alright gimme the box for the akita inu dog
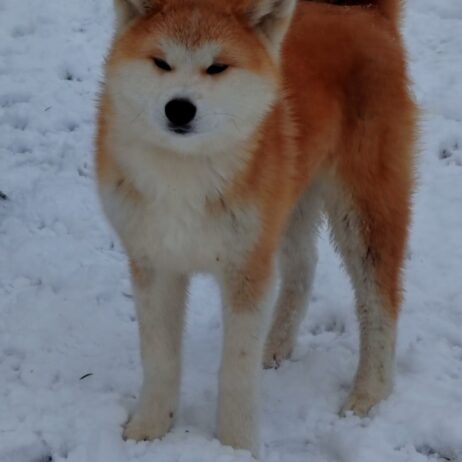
[96,0,416,456]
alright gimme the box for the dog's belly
[103,190,259,273]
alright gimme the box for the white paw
[263,336,294,369]
[341,385,391,417]
[123,411,173,442]
[218,427,260,459]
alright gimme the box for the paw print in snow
[439,137,462,166]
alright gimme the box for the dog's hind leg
[324,169,411,416]
[263,184,323,368]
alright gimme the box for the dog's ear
[244,0,296,56]
[113,0,158,31]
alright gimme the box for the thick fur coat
[96,0,416,457]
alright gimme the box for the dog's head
[105,0,296,155]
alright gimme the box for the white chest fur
[100,143,260,273]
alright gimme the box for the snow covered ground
[1,0,461,461]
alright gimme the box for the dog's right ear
[113,0,158,31]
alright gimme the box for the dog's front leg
[123,260,188,442]
[217,264,277,458]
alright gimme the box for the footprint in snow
[438,137,462,166]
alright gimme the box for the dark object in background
[0,191,8,200]
[308,0,378,5]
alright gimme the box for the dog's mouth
[168,124,194,135]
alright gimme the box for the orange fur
[191,1,414,317]
[96,0,416,452]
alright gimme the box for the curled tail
[310,0,402,24]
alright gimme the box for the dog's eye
[153,58,172,72]
[206,63,229,75]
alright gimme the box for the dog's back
[280,0,415,193]
[307,0,401,24]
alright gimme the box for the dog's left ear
[245,0,297,56]
[114,0,159,32]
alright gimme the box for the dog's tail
[311,0,402,24]
[368,0,401,23]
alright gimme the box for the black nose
[165,98,197,127]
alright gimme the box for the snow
[0,0,461,461]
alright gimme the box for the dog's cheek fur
[104,27,280,155]
[108,58,278,150]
